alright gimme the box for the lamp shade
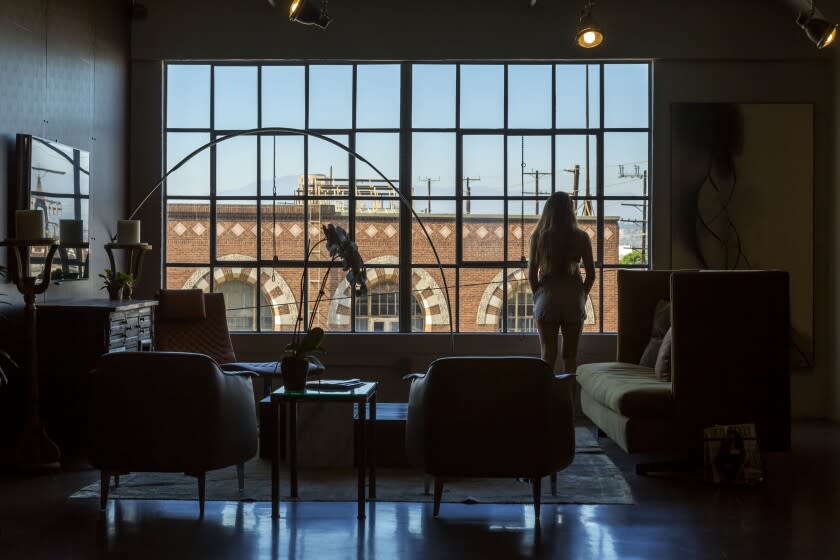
[575,5,604,48]
[289,0,331,28]
[797,11,838,49]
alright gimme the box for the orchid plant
[284,224,367,365]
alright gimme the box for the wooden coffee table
[270,382,378,519]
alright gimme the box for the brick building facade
[166,183,620,333]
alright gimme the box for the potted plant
[282,224,367,391]
[99,269,134,301]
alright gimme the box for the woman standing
[528,191,595,372]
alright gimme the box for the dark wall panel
[0,0,129,310]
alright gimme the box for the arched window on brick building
[355,280,424,332]
[504,282,536,333]
[219,280,273,332]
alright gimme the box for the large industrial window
[164,62,650,333]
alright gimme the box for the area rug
[71,427,633,505]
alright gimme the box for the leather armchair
[89,352,258,516]
[405,356,575,519]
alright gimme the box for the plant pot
[281,356,309,392]
[106,284,124,301]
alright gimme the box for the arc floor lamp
[132,128,455,353]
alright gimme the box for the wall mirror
[13,134,91,281]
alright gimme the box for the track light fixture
[288,0,331,29]
[797,1,837,49]
[575,1,604,48]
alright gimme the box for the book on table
[305,378,365,391]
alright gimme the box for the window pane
[462,199,504,262]
[412,133,455,196]
[507,136,551,198]
[308,266,352,332]
[357,64,400,128]
[167,65,210,129]
[308,200,349,255]
[504,268,535,333]
[604,132,648,196]
[459,268,503,332]
[308,134,349,193]
[604,64,648,128]
[309,65,352,129]
[460,65,503,128]
[412,65,455,128]
[411,266,454,333]
[261,267,302,332]
[262,66,305,129]
[216,277,258,332]
[355,269,400,333]
[555,135,598,197]
[555,64,600,129]
[605,200,648,266]
[355,200,399,265]
[579,208,602,266]
[216,201,256,261]
[601,268,618,332]
[508,65,552,128]
[214,66,258,130]
[260,135,304,197]
[260,201,305,261]
[216,135,257,196]
[583,271,601,333]
[413,199,456,265]
[463,135,504,196]
[166,200,210,263]
[166,133,210,196]
[166,266,210,290]
[507,198,545,264]
[355,133,399,196]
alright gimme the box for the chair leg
[197,472,206,517]
[550,472,557,496]
[531,477,542,520]
[100,472,110,511]
[433,478,443,517]
[237,462,245,496]
[423,474,431,495]
[114,475,120,488]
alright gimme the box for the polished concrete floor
[1,421,838,559]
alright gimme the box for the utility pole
[620,169,648,262]
[463,176,481,214]
[418,176,439,213]
[563,164,581,214]
[524,169,552,214]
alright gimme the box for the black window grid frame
[163,60,651,334]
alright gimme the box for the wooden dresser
[37,299,158,457]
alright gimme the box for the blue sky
[165,63,648,221]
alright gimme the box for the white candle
[15,209,44,240]
[117,220,141,244]
[60,219,84,244]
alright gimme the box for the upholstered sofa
[577,270,790,471]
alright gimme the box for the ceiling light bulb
[821,24,838,47]
[575,1,604,48]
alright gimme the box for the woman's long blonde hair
[529,191,580,274]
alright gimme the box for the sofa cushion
[639,299,671,367]
[655,328,673,381]
[577,362,674,418]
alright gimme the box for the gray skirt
[532,275,586,324]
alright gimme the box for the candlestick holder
[0,238,60,471]
[103,243,152,299]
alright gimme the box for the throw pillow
[655,327,673,381]
[639,299,671,368]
